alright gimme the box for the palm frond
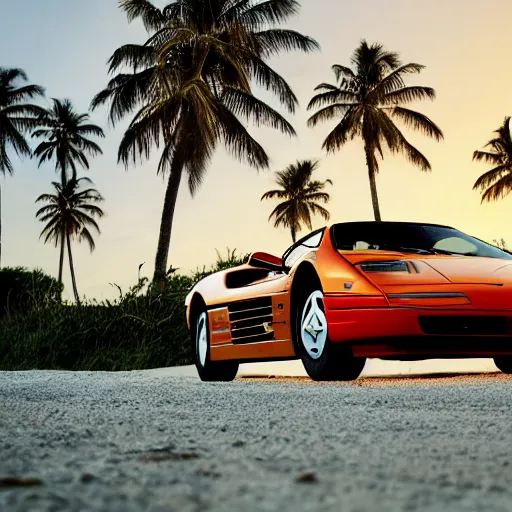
[3,121,31,157]
[254,29,319,57]
[76,124,105,138]
[387,106,443,141]
[90,69,155,123]
[237,0,300,29]
[394,129,431,171]
[322,106,363,152]
[307,89,357,110]
[108,44,157,73]
[247,55,298,113]
[222,86,295,136]
[479,170,512,202]
[383,86,436,105]
[0,67,28,84]
[472,150,504,164]
[216,102,269,170]
[332,64,356,82]
[372,63,425,96]
[306,103,354,127]
[8,84,45,103]
[473,165,507,191]
[308,202,330,221]
[305,191,330,203]
[119,0,166,32]
[261,189,287,200]
[118,95,182,166]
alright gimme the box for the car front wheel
[493,356,512,374]
[294,286,366,381]
[194,310,239,382]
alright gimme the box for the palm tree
[35,177,105,304]
[32,99,105,185]
[473,117,512,202]
[261,159,332,242]
[91,0,318,287]
[0,67,46,266]
[307,40,443,221]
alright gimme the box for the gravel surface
[1,366,512,512]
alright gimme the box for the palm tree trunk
[364,144,381,221]
[66,233,80,305]
[58,228,65,299]
[153,163,184,290]
[0,181,2,269]
[291,226,296,243]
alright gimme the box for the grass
[0,249,249,371]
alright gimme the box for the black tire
[193,308,239,382]
[294,283,366,381]
[494,356,512,374]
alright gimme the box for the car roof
[328,220,455,229]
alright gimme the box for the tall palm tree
[35,177,104,304]
[91,0,318,287]
[261,159,332,242]
[307,40,443,221]
[32,99,105,185]
[0,67,46,266]
[473,117,512,202]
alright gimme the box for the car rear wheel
[493,356,512,374]
[194,310,239,382]
[294,286,366,381]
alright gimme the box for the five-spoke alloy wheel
[295,285,366,381]
[300,291,329,360]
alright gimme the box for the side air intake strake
[228,297,275,344]
[385,291,471,306]
[387,292,468,299]
[360,261,411,273]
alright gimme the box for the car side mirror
[247,252,284,272]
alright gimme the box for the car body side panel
[311,228,386,298]
[188,265,290,307]
[209,292,296,361]
[210,340,296,361]
[185,264,290,330]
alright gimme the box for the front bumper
[324,295,512,358]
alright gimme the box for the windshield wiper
[372,245,478,257]
[370,245,435,255]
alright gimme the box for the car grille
[418,315,509,335]
[228,297,275,344]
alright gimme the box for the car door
[208,231,325,353]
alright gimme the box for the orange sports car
[185,221,512,382]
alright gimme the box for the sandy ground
[1,359,511,512]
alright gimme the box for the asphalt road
[1,366,512,512]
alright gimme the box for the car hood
[421,257,512,285]
[340,251,512,285]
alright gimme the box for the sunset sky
[1,0,512,301]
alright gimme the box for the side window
[283,231,324,268]
[433,237,477,255]
[302,231,323,248]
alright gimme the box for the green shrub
[0,248,250,371]
[0,267,63,318]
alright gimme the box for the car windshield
[331,222,512,260]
